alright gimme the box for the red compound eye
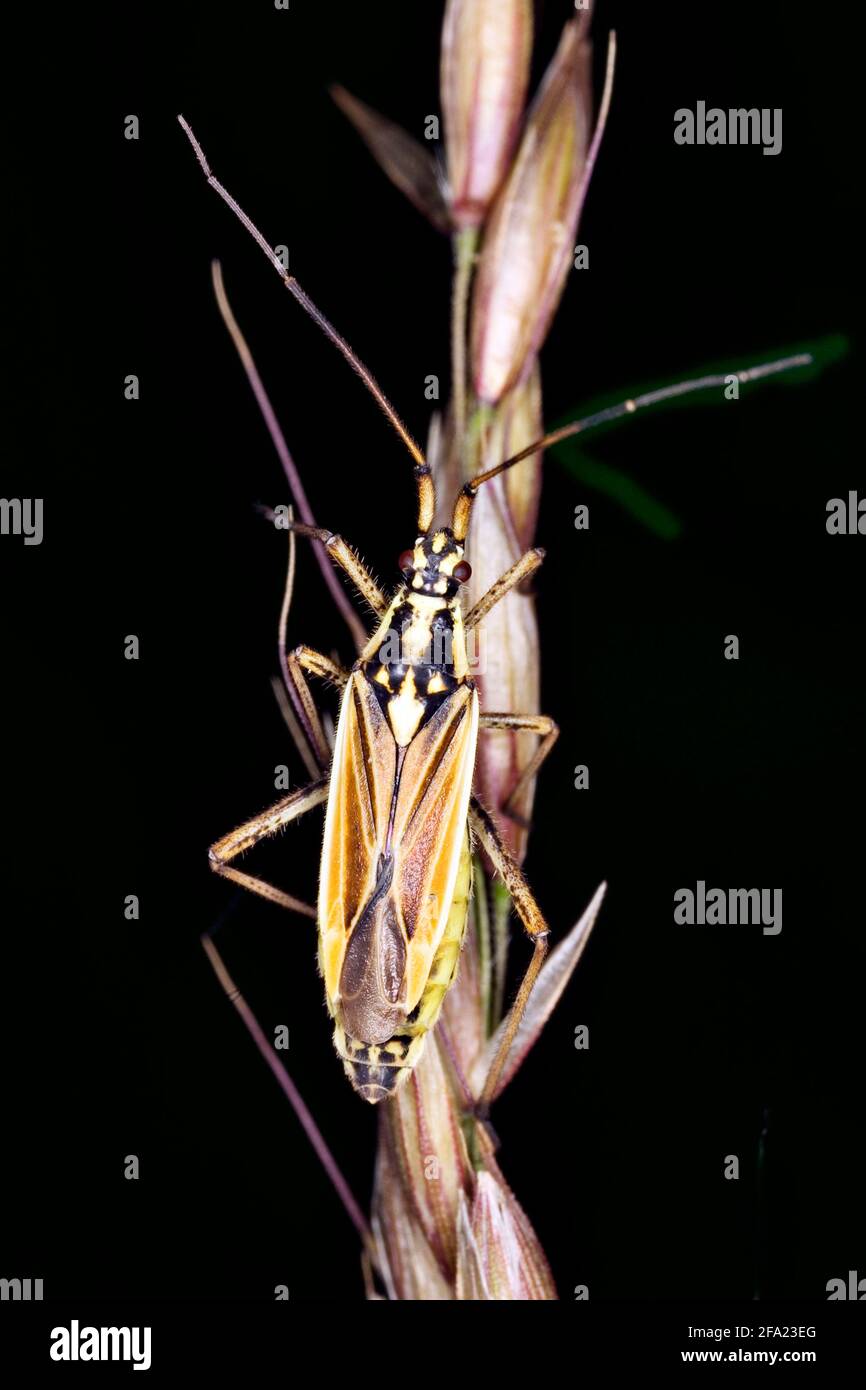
[453,559,472,583]
[398,549,415,573]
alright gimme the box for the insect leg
[283,645,349,772]
[272,523,351,774]
[284,524,388,618]
[209,777,329,916]
[464,548,546,630]
[291,645,349,686]
[468,797,550,1117]
[479,711,560,822]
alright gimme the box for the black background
[3,0,863,1309]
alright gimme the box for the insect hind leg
[478,710,559,825]
[468,797,550,1119]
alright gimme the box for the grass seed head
[441,0,534,230]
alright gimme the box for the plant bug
[181,117,561,1112]
[208,485,559,1108]
[180,117,813,1112]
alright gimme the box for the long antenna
[178,115,435,531]
[211,260,368,652]
[451,352,813,539]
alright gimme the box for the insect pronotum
[179,116,812,1112]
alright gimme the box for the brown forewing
[319,673,479,1039]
